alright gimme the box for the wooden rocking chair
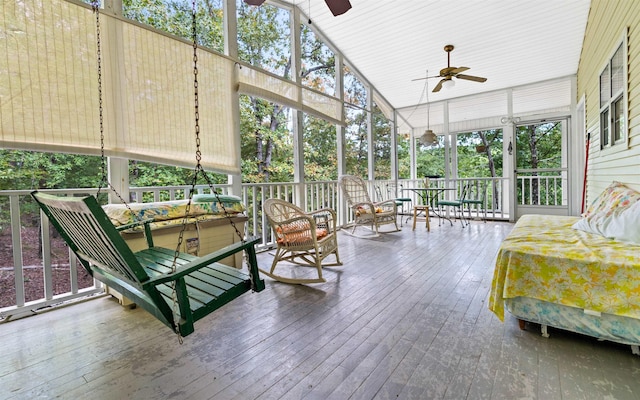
[262,198,342,284]
[32,191,264,337]
[338,175,399,237]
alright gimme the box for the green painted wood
[31,191,264,337]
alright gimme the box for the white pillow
[599,200,640,244]
[573,200,640,244]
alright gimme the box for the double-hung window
[599,39,627,149]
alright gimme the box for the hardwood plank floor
[2,219,640,399]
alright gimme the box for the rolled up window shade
[0,0,240,174]
[237,63,344,126]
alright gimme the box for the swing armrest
[116,218,155,248]
[143,236,262,287]
[115,218,155,232]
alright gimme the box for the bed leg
[518,319,526,330]
[541,324,550,338]
[631,345,640,356]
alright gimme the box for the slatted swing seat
[32,191,264,337]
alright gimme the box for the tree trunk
[527,125,539,205]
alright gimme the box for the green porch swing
[31,1,264,338]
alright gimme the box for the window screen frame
[598,32,628,152]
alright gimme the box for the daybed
[103,194,247,267]
[489,182,640,353]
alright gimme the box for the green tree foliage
[300,25,335,95]
[516,122,562,170]
[344,69,368,178]
[122,0,224,52]
[515,122,563,204]
[397,134,411,179]
[236,3,295,182]
[456,129,503,178]
[303,114,337,181]
[0,150,102,190]
[0,150,104,228]
[416,138,445,178]
[372,104,392,180]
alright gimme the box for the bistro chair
[462,182,488,222]
[386,183,412,226]
[436,184,469,227]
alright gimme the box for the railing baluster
[10,195,25,307]
[40,209,54,301]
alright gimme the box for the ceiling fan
[413,45,487,93]
[243,0,352,17]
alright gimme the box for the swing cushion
[104,198,245,229]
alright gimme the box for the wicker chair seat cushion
[355,206,384,216]
[276,223,328,245]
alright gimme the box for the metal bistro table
[402,187,457,228]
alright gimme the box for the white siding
[578,0,640,197]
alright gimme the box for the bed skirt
[505,297,640,347]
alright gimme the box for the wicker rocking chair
[338,175,399,237]
[262,198,342,284]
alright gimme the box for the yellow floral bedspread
[489,214,640,321]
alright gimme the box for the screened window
[237,1,291,78]
[300,24,336,96]
[599,42,626,149]
[344,67,367,108]
[397,133,411,180]
[416,136,445,179]
[455,129,503,178]
[344,68,368,177]
[123,0,224,53]
[372,103,392,180]
[303,113,337,181]
[344,105,368,178]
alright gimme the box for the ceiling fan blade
[456,74,487,83]
[244,0,266,5]
[451,67,470,74]
[432,79,445,93]
[325,0,352,16]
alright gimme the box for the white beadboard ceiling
[276,0,590,130]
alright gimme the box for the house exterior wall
[577,0,640,201]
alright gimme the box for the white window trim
[598,29,629,156]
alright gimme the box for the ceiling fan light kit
[442,79,455,89]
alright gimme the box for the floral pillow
[581,181,640,221]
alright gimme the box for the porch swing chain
[91,1,252,339]
[176,1,246,250]
[167,0,253,339]
[91,2,140,218]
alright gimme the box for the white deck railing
[0,178,509,320]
